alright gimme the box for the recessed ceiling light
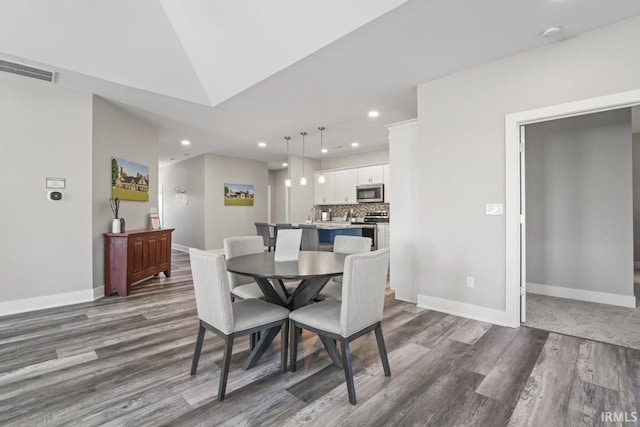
[368,111,379,118]
[258,142,267,147]
[351,142,359,147]
[321,148,328,153]
[541,25,563,39]
[282,162,288,167]
[181,139,190,146]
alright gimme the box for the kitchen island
[312,221,375,244]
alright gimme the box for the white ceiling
[1,0,640,169]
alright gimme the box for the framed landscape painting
[224,183,254,206]
[111,157,150,202]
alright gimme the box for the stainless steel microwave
[356,184,384,203]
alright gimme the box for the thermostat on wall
[48,190,64,201]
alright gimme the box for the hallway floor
[523,270,640,350]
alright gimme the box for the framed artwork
[111,157,150,202]
[224,183,254,206]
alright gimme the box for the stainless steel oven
[352,211,389,250]
[358,225,376,250]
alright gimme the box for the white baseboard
[417,294,511,327]
[93,286,105,300]
[172,243,190,252]
[527,282,636,308]
[0,289,97,317]
[394,294,418,304]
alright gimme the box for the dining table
[226,250,348,369]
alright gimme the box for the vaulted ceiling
[1,0,640,168]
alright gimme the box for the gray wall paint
[320,149,389,170]
[159,155,205,249]
[634,133,640,263]
[288,155,320,224]
[160,154,268,250]
[92,97,159,290]
[204,155,268,249]
[413,16,640,311]
[270,168,288,223]
[526,110,633,296]
[0,72,93,302]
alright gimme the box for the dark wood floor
[1,251,638,426]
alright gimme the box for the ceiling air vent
[0,59,55,82]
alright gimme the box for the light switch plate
[486,203,504,215]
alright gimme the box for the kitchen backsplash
[313,203,389,221]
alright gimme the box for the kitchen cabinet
[383,164,390,203]
[334,170,358,204]
[314,171,336,205]
[376,223,390,249]
[313,163,389,206]
[357,166,384,185]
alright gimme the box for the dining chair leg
[281,319,289,373]
[190,323,206,376]
[218,334,234,401]
[340,338,357,405]
[374,323,391,377]
[290,321,298,372]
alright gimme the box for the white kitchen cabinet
[314,171,335,205]
[334,170,358,204]
[376,223,390,249]
[383,164,390,203]
[357,166,384,185]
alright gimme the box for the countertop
[311,221,376,229]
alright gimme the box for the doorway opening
[518,108,640,349]
[505,89,640,334]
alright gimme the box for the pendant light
[318,127,326,184]
[284,136,292,187]
[299,131,307,186]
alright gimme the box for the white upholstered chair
[317,235,372,301]
[289,248,391,404]
[223,236,266,300]
[189,249,289,400]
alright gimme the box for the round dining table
[226,251,348,309]
[226,250,348,369]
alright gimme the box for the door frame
[504,88,640,328]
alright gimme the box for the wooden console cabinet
[104,229,174,297]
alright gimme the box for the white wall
[92,97,159,291]
[160,154,268,250]
[159,155,205,249]
[526,110,633,298]
[634,132,640,265]
[288,155,320,224]
[388,120,418,302]
[320,148,389,170]
[270,168,288,223]
[204,155,268,249]
[0,72,93,311]
[408,16,640,321]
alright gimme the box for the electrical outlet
[466,276,475,288]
